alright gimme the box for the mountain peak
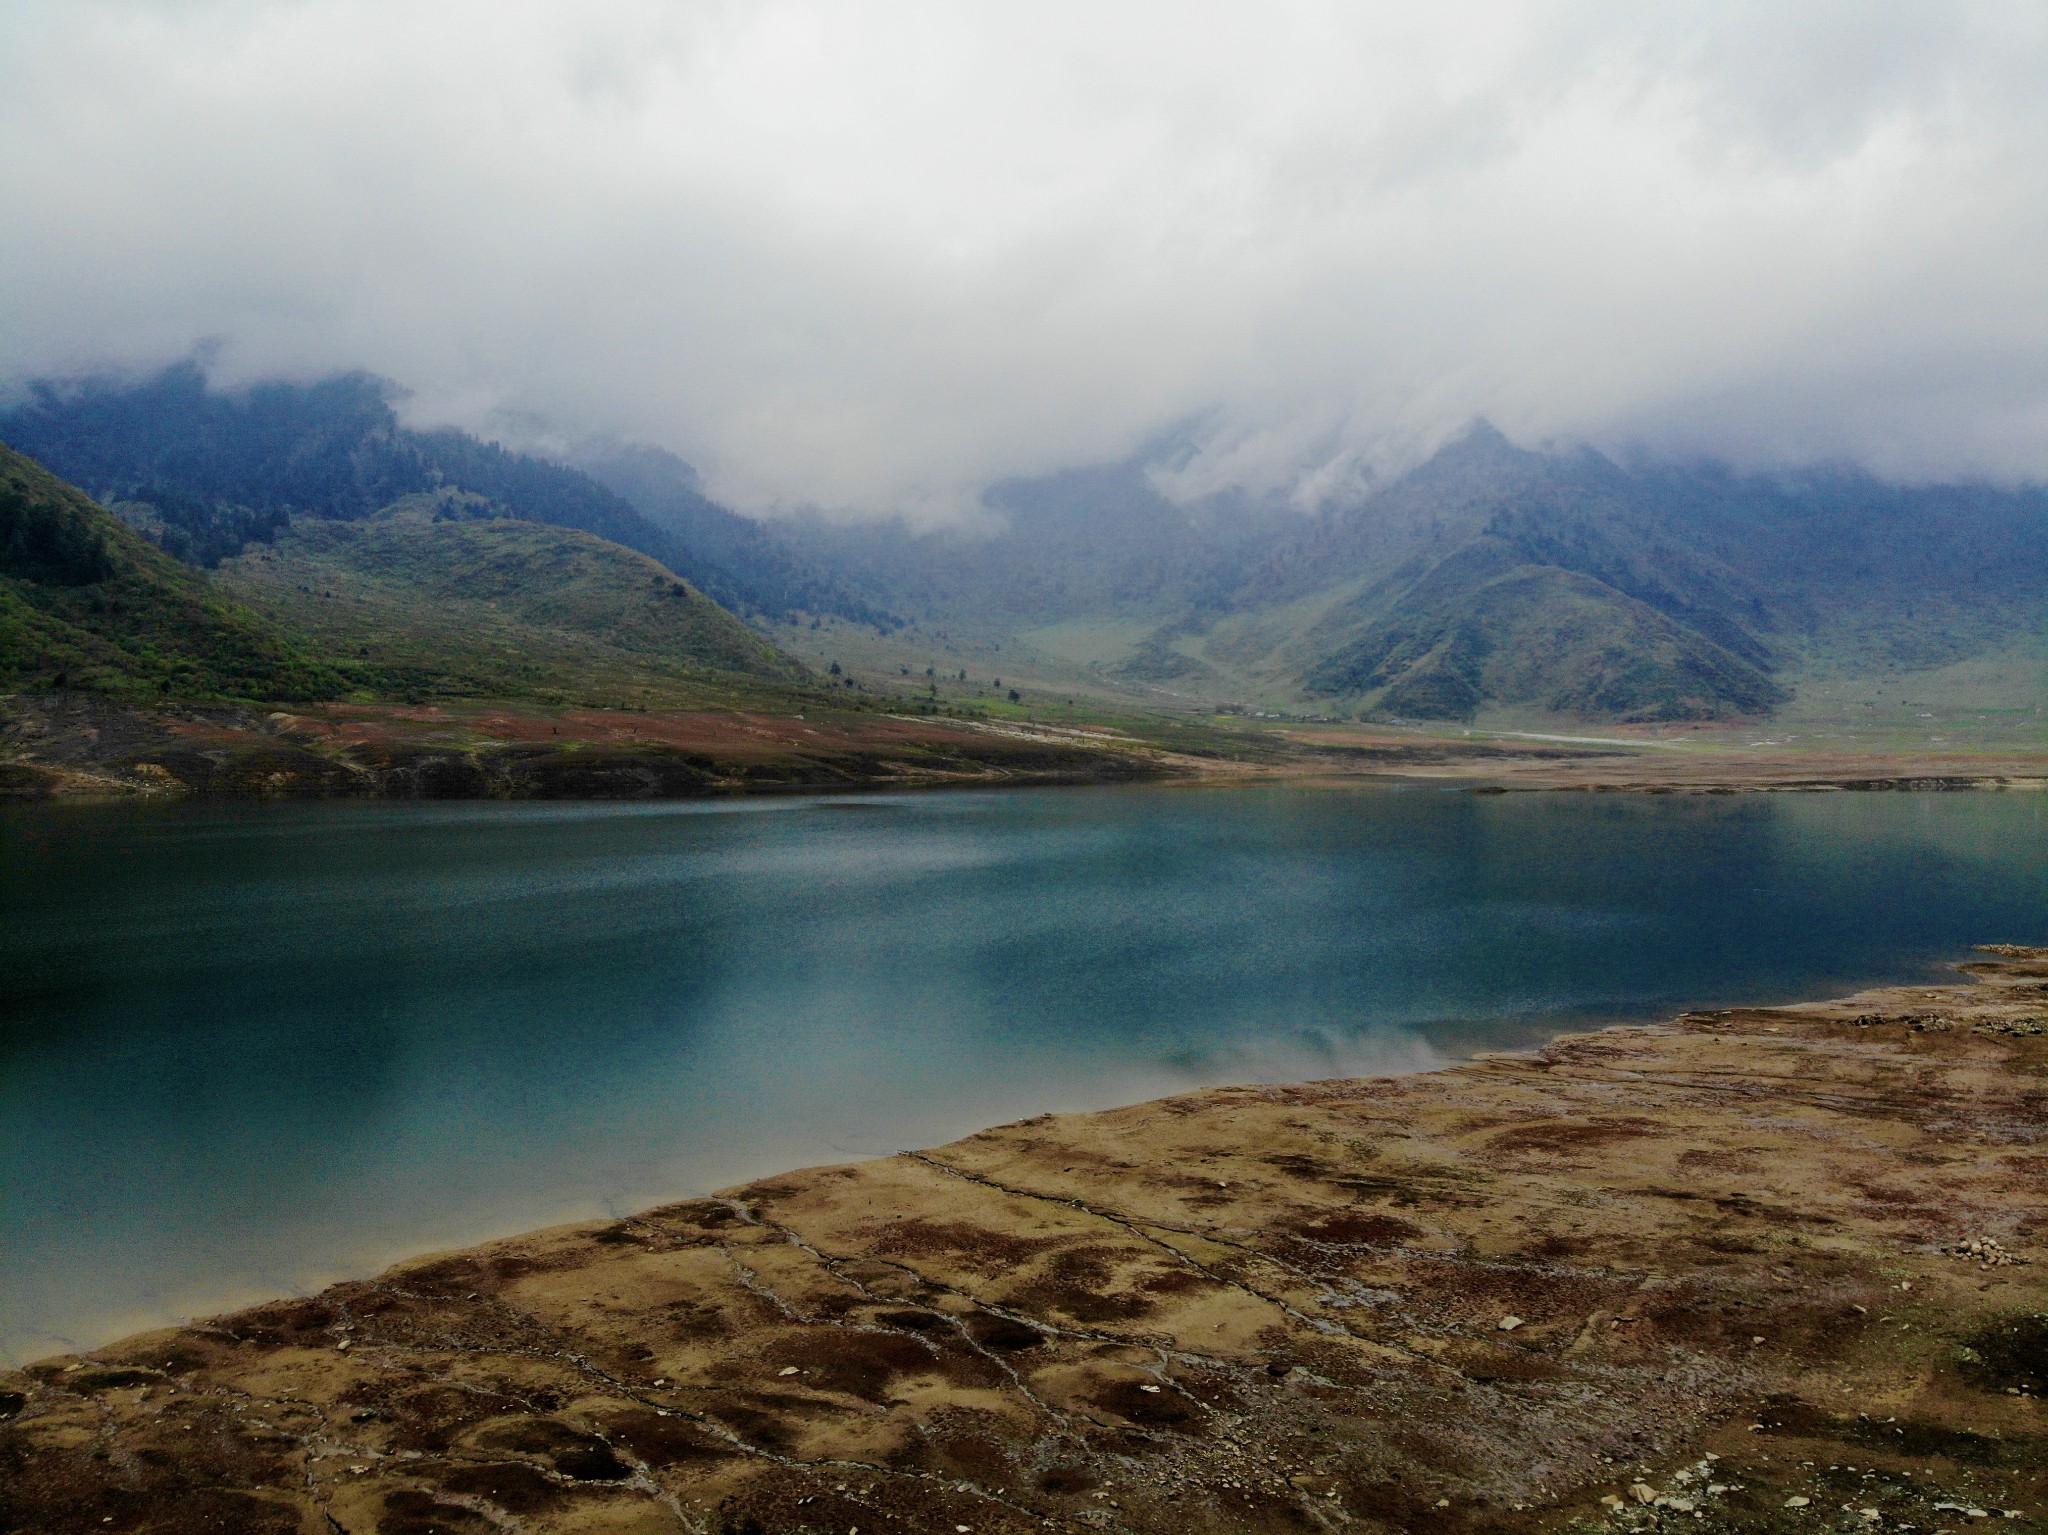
[1435,417,1521,463]
[1392,418,1538,493]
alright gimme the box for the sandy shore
[4,950,2046,1534]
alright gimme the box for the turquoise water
[3,784,2045,1362]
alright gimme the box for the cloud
[4,0,2046,521]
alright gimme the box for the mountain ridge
[770,420,2046,723]
[8,369,2043,728]
[0,366,882,628]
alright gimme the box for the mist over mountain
[7,364,2041,725]
[0,367,881,627]
[775,421,2048,723]
[6,3,2048,519]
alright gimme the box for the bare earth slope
[4,951,2047,1535]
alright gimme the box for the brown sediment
[0,694,1181,800]
[11,691,2048,803]
[1277,726,2048,794]
[6,950,2047,1533]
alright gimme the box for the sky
[4,0,2047,523]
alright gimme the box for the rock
[1786,1496,1812,1508]
[1498,1315,1525,1331]
[1631,1483,1658,1504]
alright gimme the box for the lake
[3,783,2045,1362]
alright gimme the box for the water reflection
[3,784,2043,1361]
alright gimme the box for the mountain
[0,366,873,626]
[12,367,2040,727]
[216,490,808,705]
[572,443,894,628]
[1247,427,1790,720]
[0,443,341,701]
[778,422,2048,723]
[1295,541,1786,721]
[1259,428,2047,719]
[781,460,1270,629]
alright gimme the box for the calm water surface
[4,784,2045,1361]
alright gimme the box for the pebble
[1786,1496,1812,1507]
[1944,1236,2028,1268]
[1498,1315,1524,1331]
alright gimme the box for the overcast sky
[4,1,2046,521]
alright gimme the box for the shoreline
[7,690,2048,804]
[5,948,2045,1532]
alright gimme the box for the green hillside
[216,492,811,706]
[1301,549,1786,721]
[12,369,2041,731]
[0,365,887,625]
[0,444,341,701]
[777,422,2047,726]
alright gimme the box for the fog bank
[4,1,2046,522]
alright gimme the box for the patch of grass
[216,493,813,708]
[1958,1311,2048,1394]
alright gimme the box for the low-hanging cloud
[4,0,2046,523]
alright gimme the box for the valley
[3,370,2045,802]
